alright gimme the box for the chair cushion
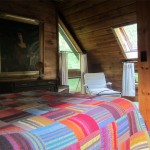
[88,84,106,89]
[90,88,121,95]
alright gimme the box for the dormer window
[113,23,137,59]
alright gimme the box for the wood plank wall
[137,0,150,128]
[0,0,58,79]
[58,0,137,100]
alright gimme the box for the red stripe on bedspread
[68,114,99,137]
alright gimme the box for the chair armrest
[83,84,91,94]
[83,84,88,87]
[106,82,112,85]
[106,82,112,89]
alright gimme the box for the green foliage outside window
[59,32,80,69]
[68,78,81,93]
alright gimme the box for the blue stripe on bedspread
[30,122,78,149]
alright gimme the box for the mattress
[0,90,150,150]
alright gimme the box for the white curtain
[81,54,88,94]
[59,52,68,85]
[122,62,135,96]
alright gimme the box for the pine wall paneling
[137,0,150,128]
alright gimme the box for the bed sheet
[0,90,150,150]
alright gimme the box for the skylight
[113,23,137,59]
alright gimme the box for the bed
[0,90,150,150]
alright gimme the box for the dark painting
[0,18,40,72]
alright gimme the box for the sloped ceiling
[57,0,137,91]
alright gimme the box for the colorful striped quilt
[0,90,150,150]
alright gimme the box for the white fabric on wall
[81,54,88,94]
[59,52,68,85]
[122,62,135,96]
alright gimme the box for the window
[59,25,80,69]
[113,24,137,59]
[58,24,81,93]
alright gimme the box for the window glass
[68,78,81,93]
[68,53,80,69]
[59,32,71,52]
[124,24,137,50]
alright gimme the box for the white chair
[84,72,121,96]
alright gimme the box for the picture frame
[0,13,43,78]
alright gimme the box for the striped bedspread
[0,90,150,150]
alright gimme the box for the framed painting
[0,13,42,78]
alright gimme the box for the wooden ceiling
[57,0,136,54]
[57,0,137,92]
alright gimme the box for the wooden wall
[58,0,137,96]
[0,0,58,79]
[137,0,150,128]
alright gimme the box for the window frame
[58,17,82,53]
[112,23,137,59]
[58,17,82,93]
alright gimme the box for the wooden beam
[74,13,136,34]
[71,3,136,28]
[64,0,136,23]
